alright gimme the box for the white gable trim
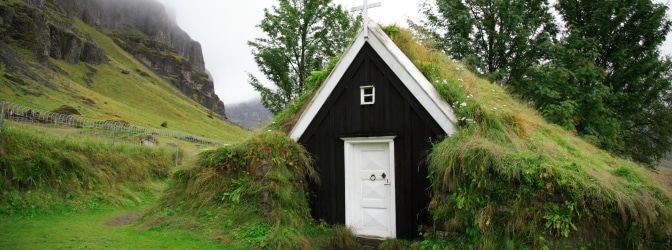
[289,21,458,140]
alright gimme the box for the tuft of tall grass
[145,132,320,249]
[0,124,173,214]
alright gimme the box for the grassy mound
[143,132,358,249]
[0,125,174,215]
[379,27,672,248]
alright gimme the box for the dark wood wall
[299,43,446,239]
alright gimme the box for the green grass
[0,123,243,248]
[0,206,229,250]
[141,132,367,249]
[0,124,174,215]
[143,132,316,248]
[381,26,672,248]
[0,123,249,249]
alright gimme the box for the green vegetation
[268,56,341,133]
[0,124,237,249]
[248,0,360,114]
[418,0,558,84]
[140,132,362,249]
[386,26,672,248]
[0,208,228,250]
[419,0,672,167]
[0,125,173,215]
[6,21,659,249]
[1,206,230,249]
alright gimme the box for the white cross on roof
[351,0,381,38]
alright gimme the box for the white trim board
[289,20,458,140]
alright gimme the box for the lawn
[0,206,236,250]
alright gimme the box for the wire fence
[0,100,224,166]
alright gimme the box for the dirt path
[104,212,140,226]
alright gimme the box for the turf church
[289,1,458,239]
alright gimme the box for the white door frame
[342,136,396,238]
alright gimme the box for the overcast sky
[154,0,423,104]
[155,0,672,105]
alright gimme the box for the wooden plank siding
[298,43,446,239]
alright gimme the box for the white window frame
[360,85,375,105]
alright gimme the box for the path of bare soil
[104,212,139,227]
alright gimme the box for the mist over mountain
[0,0,227,118]
[226,98,273,130]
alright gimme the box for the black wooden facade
[297,43,447,239]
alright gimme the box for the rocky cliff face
[0,0,226,118]
[0,1,107,65]
[50,0,205,72]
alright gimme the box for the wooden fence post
[111,122,117,152]
[175,132,181,167]
[0,100,5,136]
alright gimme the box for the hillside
[0,0,247,141]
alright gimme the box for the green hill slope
[0,1,248,142]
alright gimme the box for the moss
[373,25,672,248]
[132,42,152,56]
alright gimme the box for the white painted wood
[343,136,396,238]
[351,0,381,38]
[289,19,458,141]
[360,85,375,105]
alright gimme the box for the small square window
[360,85,375,105]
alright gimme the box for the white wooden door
[343,137,396,238]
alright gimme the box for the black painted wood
[298,43,446,239]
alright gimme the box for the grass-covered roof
[272,25,672,248]
[397,25,671,248]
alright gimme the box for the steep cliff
[0,0,226,118]
[0,0,107,65]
